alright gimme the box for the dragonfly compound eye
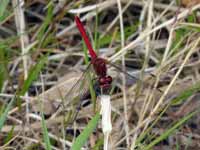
[99,77,106,84]
[106,76,112,83]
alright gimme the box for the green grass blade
[0,0,10,22]
[82,41,96,110]
[143,110,199,150]
[82,40,90,65]
[136,82,200,146]
[172,81,200,105]
[94,11,99,51]
[37,3,53,47]
[18,56,47,95]
[0,46,8,91]
[135,103,170,146]
[0,97,15,131]
[71,112,101,150]
[92,138,103,150]
[16,55,47,109]
[4,125,15,144]
[99,23,138,47]
[41,112,52,150]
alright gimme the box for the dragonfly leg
[70,102,82,124]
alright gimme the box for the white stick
[100,95,112,150]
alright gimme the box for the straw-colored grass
[0,0,200,150]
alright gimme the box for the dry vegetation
[0,0,200,150]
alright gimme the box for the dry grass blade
[0,1,200,150]
[12,0,30,124]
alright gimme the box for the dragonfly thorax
[91,57,107,77]
[91,57,112,88]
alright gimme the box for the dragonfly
[62,16,161,123]
[75,16,113,89]
[61,16,114,122]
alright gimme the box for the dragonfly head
[99,76,112,89]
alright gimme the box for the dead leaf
[32,70,87,114]
[181,0,200,7]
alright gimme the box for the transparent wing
[107,61,163,93]
[60,63,96,123]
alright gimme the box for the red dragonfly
[63,16,159,123]
[62,16,114,122]
[75,16,112,89]
[60,16,114,123]
[61,16,117,123]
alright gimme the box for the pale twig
[12,0,30,123]
[116,0,129,147]
[138,1,148,33]
[57,0,179,38]
[101,0,133,38]
[113,4,200,148]
[109,4,200,62]
[56,0,115,38]
[131,0,154,149]
[2,57,21,93]
[18,136,60,150]
[139,0,154,120]
[151,37,200,116]
[138,34,199,136]
[68,1,112,14]
[25,113,76,149]
[68,0,180,15]
[115,116,153,147]
[0,93,34,115]
[0,133,20,149]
